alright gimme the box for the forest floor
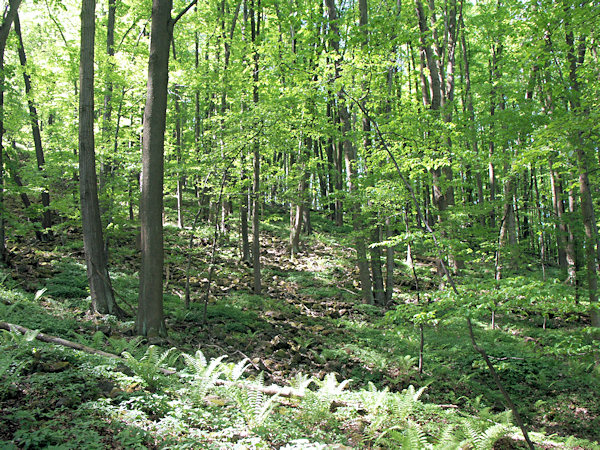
[0,210,599,448]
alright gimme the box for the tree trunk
[497,173,518,278]
[567,186,581,301]
[370,225,386,305]
[0,0,23,261]
[4,149,43,241]
[250,0,261,295]
[577,157,600,327]
[99,0,116,251]
[565,26,600,327]
[532,166,546,280]
[240,149,250,263]
[341,104,373,305]
[325,0,372,304]
[174,88,184,229]
[488,44,501,229]
[138,0,174,337]
[549,160,568,269]
[15,14,52,233]
[385,217,394,304]
[79,0,121,316]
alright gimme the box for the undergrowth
[1,221,599,449]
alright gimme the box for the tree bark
[15,13,52,233]
[370,225,386,305]
[240,149,250,263]
[99,0,116,250]
[385,217,394,304]
[138,0,174,336]
[79,0,121,316]
[497,173,518,278]
[0,0,22,261]
[549,160,568,269]
[250,0,261,295]
[565,25,600,327]
[174,87,184,229]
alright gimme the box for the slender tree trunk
[370,224,386,305]
[460,19,485,224]
[250,0,261,295]
[174,88,184,229]
[385,217,394,304]
[577,158,600,327]
[532,166,546,280]
[340,104,374,305]
[325,0,372,304]
[4,149,44,241]
[15,14,52,233]
[565,26,600,327]
[240,149,250,263]
[290,141,308,258]
[0,0,22,261]
[79,0,121,316]
[568,186,580,300]
[549,160,568,269]
[99,0,116,254]
[488,44,501,229]
[138,0,176,336]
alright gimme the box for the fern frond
[316,372,351,396]
[289,372,314,395]
[480,423,510,449]
[402,421,427,449]
[433,424,457,449]
[182,351,228,401]
[460,419,485,449]
[227,372,281,431]
[120,345,176,390]
[227,357,250,382]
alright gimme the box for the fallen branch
[0,321,470,409]
[0,321,121,361]
[0,321,302,397]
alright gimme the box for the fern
[315,372,351,397]
[181,349,227,402]
[228,372,281,431]
[108,335,144,355]
[288,372,315,396]
[391,385,426,422]
[433,424,459,449]
[3,325,40,345]
[459,418,510,449]
[223,357,251,382]
[121,345,178,391]
[374,421,428,449]
[360,382,393,444]
[362,381,390,414]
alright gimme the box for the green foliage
[228,372,282,431]
[121,345,178,391]
[315,372,352,398]
[181,349,227,403]
[45,260,89,300]
[459,420,511,450]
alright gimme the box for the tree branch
[171,0,197,28]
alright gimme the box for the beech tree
[137,0,196,336]
[78,0,122,316]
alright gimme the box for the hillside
[1,214,598,449]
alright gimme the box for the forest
[0,0,599,447]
